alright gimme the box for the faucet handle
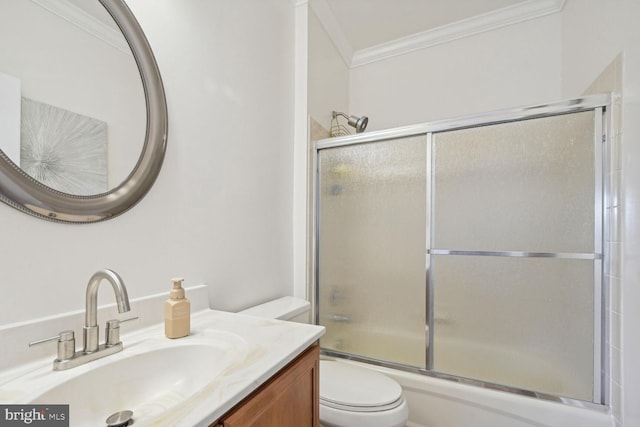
[105,317,139,347]
[29,330,76,360]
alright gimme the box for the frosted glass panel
[433,111,596,253]
[317,136,426,367]
[431,255,595,401]
[314,104,604,404]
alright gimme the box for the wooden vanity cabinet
[211,343,320,427]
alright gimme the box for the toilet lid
[319,361,403,411]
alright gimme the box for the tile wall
[584,53,624,425]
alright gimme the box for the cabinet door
[218,344,319,427]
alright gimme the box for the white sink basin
[10,330,248,426]
[0,309,324,427]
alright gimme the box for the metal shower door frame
[311,93,611,408]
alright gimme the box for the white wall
[0,73,20,163]
[349,14,563,130]
[307,6,350,132]
[0,0,296,326]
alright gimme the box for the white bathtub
[328,358,613,427]
[242,298,614,427]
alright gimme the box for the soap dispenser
[165,277,190,339]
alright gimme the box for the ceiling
[326,0,532,51]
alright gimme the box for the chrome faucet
[29,269,137,370]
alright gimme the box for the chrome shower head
[332,111,369,133]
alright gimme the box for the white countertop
[0,309,325,427]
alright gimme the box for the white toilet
[240,297,409,427]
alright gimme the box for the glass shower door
[316,135,427,368]
[430,111,601,401]
[313,95,608,405]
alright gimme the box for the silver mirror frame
[0,0,167,223]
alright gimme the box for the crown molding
[308,0,353,67]
[348,0,565,68]
[30,0,130,55]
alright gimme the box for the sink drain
[106,410,134,427]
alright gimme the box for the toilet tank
[239,296,311,323]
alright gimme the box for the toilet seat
[319,360,405,412]
[321,397,405,413]
[319,360,409,427]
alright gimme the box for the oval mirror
[0,0,167,223]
